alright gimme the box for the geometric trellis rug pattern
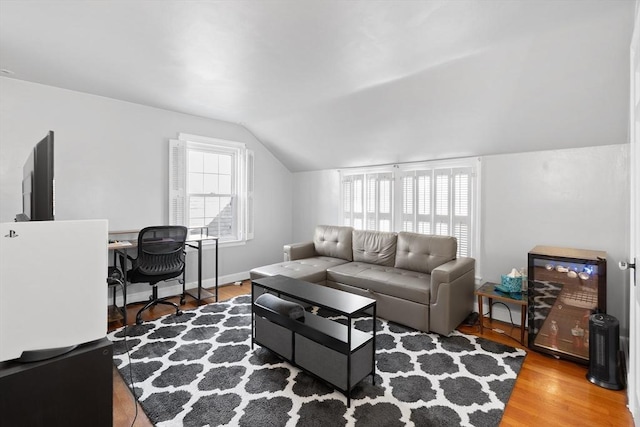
[108,295,526,427]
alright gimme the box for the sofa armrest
[429,257,475,335]
[430,257,475,302]
[284,242,316,261]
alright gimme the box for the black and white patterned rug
[108,295,526,426]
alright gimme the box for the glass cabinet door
[527,246,606,364]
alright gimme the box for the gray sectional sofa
[250,225,476,336]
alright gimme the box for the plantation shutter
[364,172,393,231]
[342,175,353,227]
[366,172,393,231]
[343,160,478,258]
[434,170,450,236]
[342,171,392,231]
[401,172,414,232]
[374,172,393,231]
[401,167,473,257]
[416,170,432,234]
[352,174,364,229]
[452,168,472,257]
[399,170,433,235]
[169,139,186,226]
[366,175,377,230]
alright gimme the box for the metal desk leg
[215,238,219,302]
[119,249,129,326]
[182,238,218,305]
[197,240,203,301]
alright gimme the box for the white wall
[482,145,630,332]
[292,169,341,242]
[0,77,293,297]
[2,77,629,331]
[291,144,630,332]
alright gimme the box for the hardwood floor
[457,322,632,427]
[108,282,633,426]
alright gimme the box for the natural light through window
[341,159,479,258]
[187,150,234,232]
[169,134,253,243]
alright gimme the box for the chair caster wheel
[180,298,185,305]
[176,310,183,317]
[135,318,142,325]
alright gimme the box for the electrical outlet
[234,281,242,286]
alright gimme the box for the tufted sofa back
[394,232,457,274]
[313,225,354,261]
[352,230,397,266]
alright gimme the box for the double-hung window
[341,158,479,258]
[169,133,253,243]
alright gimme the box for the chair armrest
[430,257,475,304]
[284,242,316,261]
[115,249,135,276]
[115,249,135,261]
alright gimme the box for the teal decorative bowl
[500,275,522,293]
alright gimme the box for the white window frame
[169,133,253,245]
[340,158,481,259]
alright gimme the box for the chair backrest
[135,226,188,276]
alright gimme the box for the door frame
[628,2,639,422]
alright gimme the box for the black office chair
[120,226,188,325]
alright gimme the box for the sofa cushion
[313,225,353,261]
[395,232,457,274]
[326,262,430,305]
[250,256,349,283]
[352,230,397,266]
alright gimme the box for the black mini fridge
[527,246,607,364]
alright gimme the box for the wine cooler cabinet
[527,246,606,364]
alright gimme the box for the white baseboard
[110,271,250,306]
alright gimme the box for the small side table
[475,282,528,345]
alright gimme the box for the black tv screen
[19,131,55,221]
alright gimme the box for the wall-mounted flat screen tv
[17,131,55,221]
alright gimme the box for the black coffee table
[251,275,377,406]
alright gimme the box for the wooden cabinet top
[529,245,606,261]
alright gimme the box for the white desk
[108,229,219,314]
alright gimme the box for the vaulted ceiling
[0,0,634,172]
